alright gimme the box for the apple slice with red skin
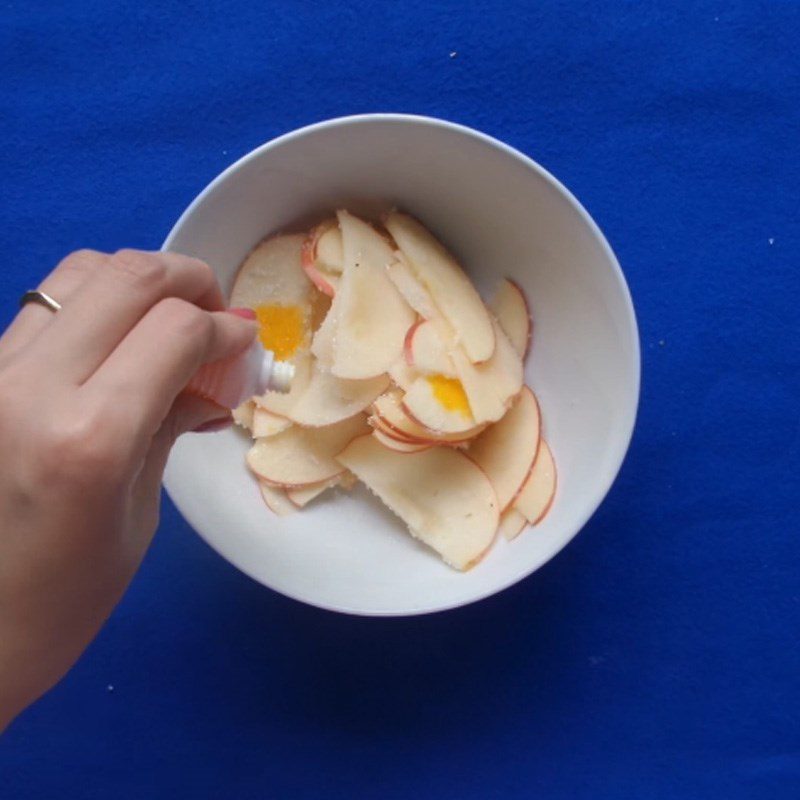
[388,358,419,392]
[404,320,456,377]
[317,225,343,272]
[231,233,311,311]
[284,360,389,427]
[247,414,369,487]
[259,481,297,516]
[336,434,499,570]
[389,264,522,425]
[252,407,292,438]
[303,262,339,297]
[371,427,432,453]
[287,483,329,508]
[498,508,527,540]
[286,475,343,508]
[450,318,523,425]
[286,472,358,507]
[368,414,422,445]
[468,387,541,511]
[330,211,415,379]
[384,212,495,363]
[310,296,338,370]
[373,389,485,444]
[368,412,453,450]
[513,439,556,524]
[301,220,342,297]
[386,254,440,320]
[490,278,531,358]
[402,375,478,435]
[232,399,255,431]
[373,421,443,449]
[315,270,340,297]
[377,402,482,445]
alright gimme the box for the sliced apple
[402,320,420,365]
[388,358,419,392]
[317,224,343,272]
[247,414,369,487]
[286,361,390,427]
[336,434,499,570]
[449,349,505,424]
[402,374,477,434]
[490,278,531,357]
[373,389,484,444]
[384,212,495,363]
[330,211,415,379]
[404,320,456,377]
[450,318,523,424]
[386,254,440,320]
[302,221,340,297]
[252,407,292,438]
[371,427,431,453]
[311,268,340,297]
[368,412,423,445]
[230,234,315,362]
[514,439,556,524]
[232,399,255,431]
[286,472,357,508]
[230,233,311,309]
[370,417,424,446]
[259,481,296,516]
[310,297,338,369]
[303,263,339,297]
[468,387,541,511]
[238,211,553,569]
[498,508,527,541]
[287,475,342,508]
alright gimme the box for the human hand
[0,249,255,729]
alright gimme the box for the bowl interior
[163,115,639,615]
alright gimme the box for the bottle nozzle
[270,360,294,394]
[187,344,295,410]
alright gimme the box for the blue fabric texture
[1,2,799,797]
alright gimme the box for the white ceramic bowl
[162,114,640,616]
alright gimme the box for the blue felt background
[2,2,799,797]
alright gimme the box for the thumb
[167,392,233,440]
[132,393,233,522]
[154,392,233,478]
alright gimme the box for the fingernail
[193,416,232,433]
[228,307,257,321]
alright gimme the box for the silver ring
[20,290,62,313]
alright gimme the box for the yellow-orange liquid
[255,304,306,359]
[427,374,471,417]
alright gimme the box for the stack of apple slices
[231,210,556,571]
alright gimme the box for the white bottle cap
[253,348,293,396]
[270,360,295,393]
[188,341,295,409]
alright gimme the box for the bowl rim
[162,113,641,616]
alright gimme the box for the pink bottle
[186,340,294,409]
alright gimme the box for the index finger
[27,249,227,384]
[84,299,256,441]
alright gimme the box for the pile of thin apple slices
[231,209,556,571]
